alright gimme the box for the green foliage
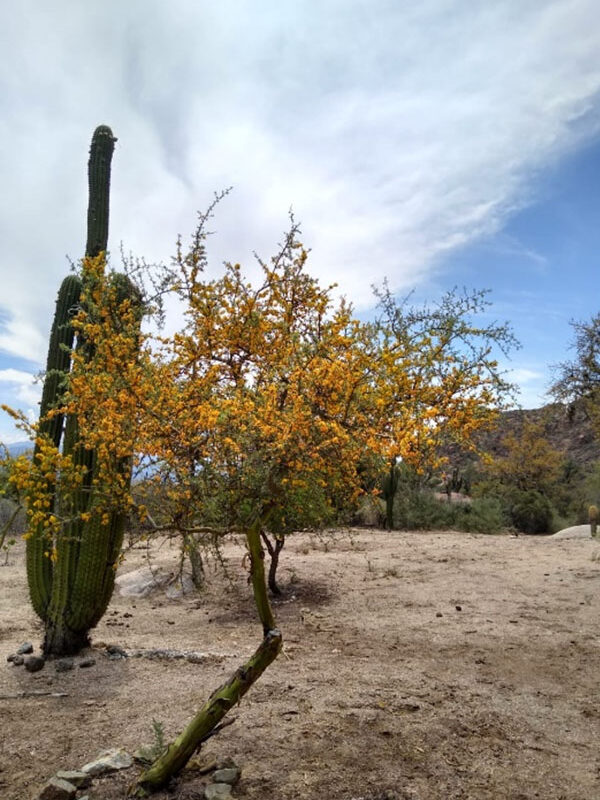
[388,482,505,534]
[482,420,564,497]
[454,497,505,534]
[508,489,553,534]
[136,719,167,765]
[550,313,600,427]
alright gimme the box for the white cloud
[505,364,550,410]
[0,368,41,409]
[0,0,599,384]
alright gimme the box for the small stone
[185,754,217,773]
[38,776,77,799]
[106,644,127,658]
[78,657,96,668]
[213,767,241,785]
[55,771,91,789]
[24,654,45,672]
[204,783,232,800]
[455,605,462,611]
[17,641,34,655]
[81,747,133,775]
[55,658,75,673]
[435,612,443,618]
[216,757,238,770]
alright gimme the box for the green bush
[453,497,505,534]
[395,489,455,530]
[509,489,553,534]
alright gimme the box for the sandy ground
[1,528,600,800]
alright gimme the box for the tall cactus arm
[37,274,82,448]
[26,274,82,621]
[85,125,116,259]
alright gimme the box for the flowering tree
[5,196,517,788]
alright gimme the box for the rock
[8,653,24,665]
[81,748,133,775]
[143,648,185,660]
[187,652,207,664]
[551,524,592,539]
[185,754,217,773]
[55,659,74,673]
[133,747,153,765]
[17,641,34,654]
[204,783,232,800]
[106,644,128,658]
[435,612,443,618]
[165,572,195,599]
[115,566,172,597]
[79,656,96,668]
[24,655,45,672]
[54,770,91,789]
[38,776,77,799]
[213,767,241,785]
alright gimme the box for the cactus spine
[27,125,140,655]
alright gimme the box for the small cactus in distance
[589,504,598,537]
[382,460,399,530]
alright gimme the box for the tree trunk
[135,516,281,793]
[43,618,90,657]
[136,629,281,791]
[260,531,285,595]
[184,533,204,590]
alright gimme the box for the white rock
[115,567,171,597]
[205,783,232,800]
[38,777,77,800]
[165,572,195,598]
[551,525,593,539]
[81,748,133,775]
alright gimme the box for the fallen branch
[0,690,69,699]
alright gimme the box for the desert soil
[1,528,599,800]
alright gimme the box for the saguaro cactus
[26,125,140,655]
[85,124,116,259]
[382,460,399,530]
[589,504,598,537]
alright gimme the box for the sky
[1,0,600,444]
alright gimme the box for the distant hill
[4,441,33,458]
[445,401,600,472]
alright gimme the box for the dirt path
[1,529,599,800]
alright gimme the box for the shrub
[453,497,505,534]
[509,490,553,534]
